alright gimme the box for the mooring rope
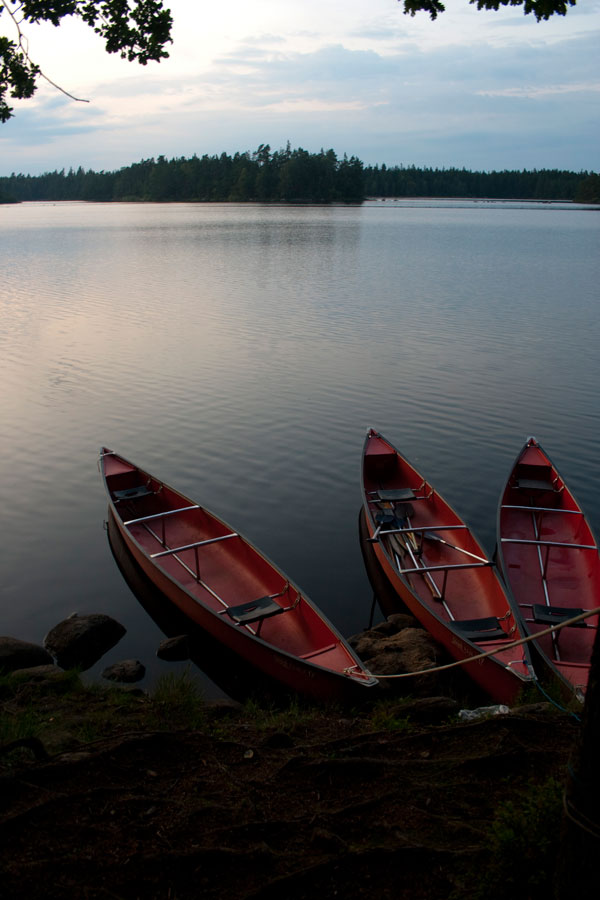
[351,605,600,681]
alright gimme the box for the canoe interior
[362,430,531,683]
[498,439,600,696]
[101,450,372,683]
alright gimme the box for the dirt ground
[0,671,579,900]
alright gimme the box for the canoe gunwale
[360,428,535,704]
[100,447,378,696]
[496,436,600,700]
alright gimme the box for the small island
[1,144,598,204]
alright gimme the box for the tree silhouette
[401,0,576,20]
[0,1,172,121]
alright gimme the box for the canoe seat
[376,488,416,502]
[452,617,509,641]
[532,605,585,627]
[517,478,556,492]
[226,596,285,625]
[515,463,557,493]
[113,484,154,501]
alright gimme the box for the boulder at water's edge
[44,613,126,671]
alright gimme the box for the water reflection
[1,201,598,678]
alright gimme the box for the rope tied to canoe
[348,604,600,681]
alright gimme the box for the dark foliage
[0,1,172,120]
[575,174,600,204]
[363,163,592,201]
[0,34,40,123]
[0,145,366,203]
[401,0,576,21]
[0,147,595,203]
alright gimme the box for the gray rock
[387,613,419,631]
[44,613,126,671]
[369,619,400,637]
[203,698,244,717]
[10,664,60,680]
[348,614,421,653]
[0,636,54,673]
[102,659,146,683]
[347,628,392,657]
[360,627,441,696]
[156,634,190,661]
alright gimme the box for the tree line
[0,146,365,203]
[365,164,595,202]
[0,145,597,203]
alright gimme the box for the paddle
[388,516,446,604]
[371,494,446,604]
[422,530,489,564]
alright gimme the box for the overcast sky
[1,0,598,175]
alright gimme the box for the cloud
[478,83,600,98]
[1,0,598,175]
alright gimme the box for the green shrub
[468,777,563,900]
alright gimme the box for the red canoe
[99,448,377,701]
[361,428,535,705]
[496,437,600,703]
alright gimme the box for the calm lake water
[1,199,599,697]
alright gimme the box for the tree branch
[0,1,172,121]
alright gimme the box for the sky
[0,0,598,176]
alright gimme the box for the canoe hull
[497,437,600,702]
[101,449,377,703]
[361,429,535,706]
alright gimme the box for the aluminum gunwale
[100,448,377,692]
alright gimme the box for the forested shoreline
[1,144,598,203]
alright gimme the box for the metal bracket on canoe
[124,504,200,546]
[124,505,200,526]
[396,561,492,576]
[500,538,597,551]
[500,504,583,515]
[368,523,467,544]
[406,560,493,608]
[150,532,238,558]
[150,532,238,584]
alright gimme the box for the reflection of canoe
[99,448,377,702]
[361,428,535,705]
[106,512,292,704]
[497,437,600,703]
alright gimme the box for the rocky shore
[0,603,475,696]
[0,609,582,899]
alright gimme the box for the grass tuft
[368,698,413,733]
[150,668,206,730]
[464,776,563,900]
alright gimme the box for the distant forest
[1,144,598,204]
